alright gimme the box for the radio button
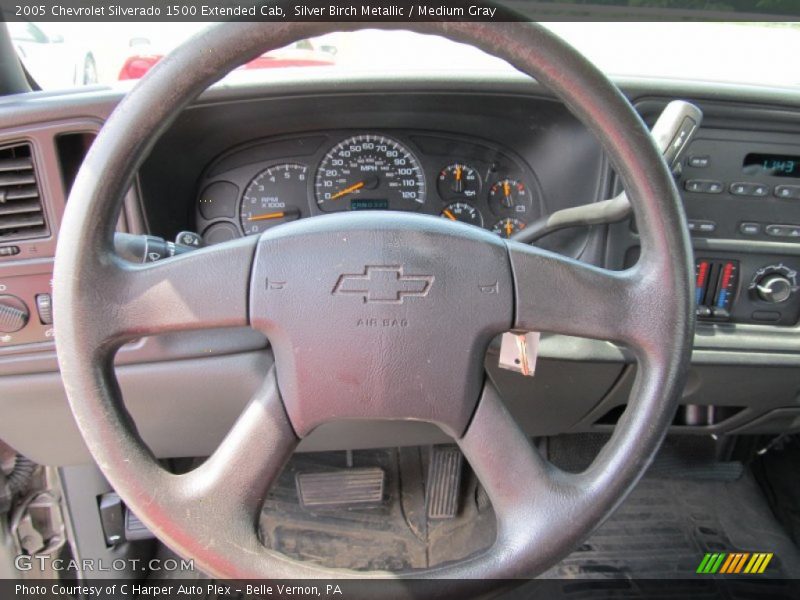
[752,184,770,196]
[775,185,800,199]
[685,179,724,194]
[685,180,704,193]
[688,155,710,168]
[730,182,770,197]
[730,182,752,196]
[698,221,716,233]
[688,220,716,234]
[765,224,800,238]
[739,222,761,236]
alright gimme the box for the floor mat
[258,446,799,586]
[540,473,800,580]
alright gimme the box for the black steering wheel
[53,22,693,586]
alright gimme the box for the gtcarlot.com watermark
[15,554,194,573]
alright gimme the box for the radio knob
[0,294,30,333]
[756,274,793,304]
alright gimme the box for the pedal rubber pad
[426,446,463,520]
[296,468,384,509]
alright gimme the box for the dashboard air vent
[0,143,47,241]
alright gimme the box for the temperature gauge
[492,218,526,238]
[489,178,530,216]
[437,163,481,199]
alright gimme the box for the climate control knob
[756,274,793,304]
[0,295,29,333]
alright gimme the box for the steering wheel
[53,22,693,585]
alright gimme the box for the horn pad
[250,212,514,437]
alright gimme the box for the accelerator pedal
[295,468,384,509]
[426,446,463,520]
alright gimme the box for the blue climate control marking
[717,290,728,308]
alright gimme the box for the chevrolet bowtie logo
[333,265,434,304]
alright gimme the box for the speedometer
[314,134,426,212]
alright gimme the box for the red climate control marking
[720,262,734,289]
[696,261,709,287]
[696,260,709,306]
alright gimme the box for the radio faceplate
[680,129,800,243]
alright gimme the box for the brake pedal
[426,446,463,520]
[296,468,384,509]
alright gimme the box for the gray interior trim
[0,351,269,464]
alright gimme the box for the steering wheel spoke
[93,236,258,346]
[458,382,589,570]
[507,240,652,347]
[180,369,297,524]
[459,382,557,534]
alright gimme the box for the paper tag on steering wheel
[498,331,540,377]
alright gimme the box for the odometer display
[351,199,389,210]
[314,135,426,212]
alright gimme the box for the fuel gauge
[441,202,483,227]
[437,163,481,199]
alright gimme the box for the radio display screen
[743,153,800,178]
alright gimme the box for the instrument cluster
[195,131,543,244]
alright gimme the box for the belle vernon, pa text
[16,583,344,597]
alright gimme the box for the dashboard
[607,107,800,328]
[1,74,800,465]
[194,131,542,243]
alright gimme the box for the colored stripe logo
[697,552,773,574]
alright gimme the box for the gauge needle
[453,165,463,192]
[503,181,511,198]
[330,180,366,201]
[505,220,513,237]
[248,211,286,222]
[443,209,456,221]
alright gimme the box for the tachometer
[314,135,426,212]
[240,163,307,235]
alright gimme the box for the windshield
[9,21,800,90]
